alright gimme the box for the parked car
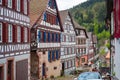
[74,72,102,80]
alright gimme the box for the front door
[42,63,46,77]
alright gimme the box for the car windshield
[78,72,101,80]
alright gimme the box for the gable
[39,0,63,31]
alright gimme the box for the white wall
[114,38,120,79]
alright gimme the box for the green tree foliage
[69,0,110,47]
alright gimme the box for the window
[65,62,67,69]
[81,58,85,63]
[0,0,2,4]
[8,24,12,42]
[72,60,75,67]
[24,0,27,14]
[17,26,21,42]
[69,48,71,54]
[8,0,12,8]
[37,30,41,42]
[43,32,46,42]
[24,28,27,42]
[17,0,20,11]
[65,48,67,55]
[68,61,71,68]
[0,23,2,42]
[72,48,74,54]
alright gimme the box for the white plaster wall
[114,38,120,79]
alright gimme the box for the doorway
[42,63,46,77]
[7,60,13,80]
[61,62,65,76]
[0,66,4,80]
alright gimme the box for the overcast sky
[56,0,87,10]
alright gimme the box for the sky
[56,0,87,10]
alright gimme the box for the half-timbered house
[0,0,30,80]
[73,21,88,67]
[29,0,63,79]
[59,10,76,75]
[87,32,97,66]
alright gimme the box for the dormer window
[17,0,20,11]
[8,0,12,8]
[0,0,2,4]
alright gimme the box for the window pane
[17,0,20,11]
[17,26,21,42]
[8,24,12,42]
[8,0,12,8]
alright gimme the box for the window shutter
[5,0,8,6]
[48,32,50,42]
[56,50,58,60]
[21,0,24,13]
[43,32,46,42]
[12,0,16,10]
[52,33,54,42]
[38,30,41,42]
[52,51,54,61]
[48,51,51,62]
[13,25,17,42]
[27,28,30,42]
[2,23,8,42]
[21,27,24,42]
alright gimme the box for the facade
[74,21,88,67]
[106,0,120,79]
[87,32,97,65]
[59,10,76,75]
[0,0,30,80]
[29,0,63,79]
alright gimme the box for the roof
[106,51,110,59]
[73,19,85,29]
[59,10,75,32]
[29,0,48,27]
[29,0,63,31]
[59,10,68,25]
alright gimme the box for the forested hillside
[69,0,110,47]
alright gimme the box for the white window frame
[24,28,27,42]
[8,24,13,42]
[8,0,12,8]
[0,23,2,42]
[17,0,20,11]
[0,0,2,4]
[69,61,71,67]
[17,26,21,42]
[24,0,27,14]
